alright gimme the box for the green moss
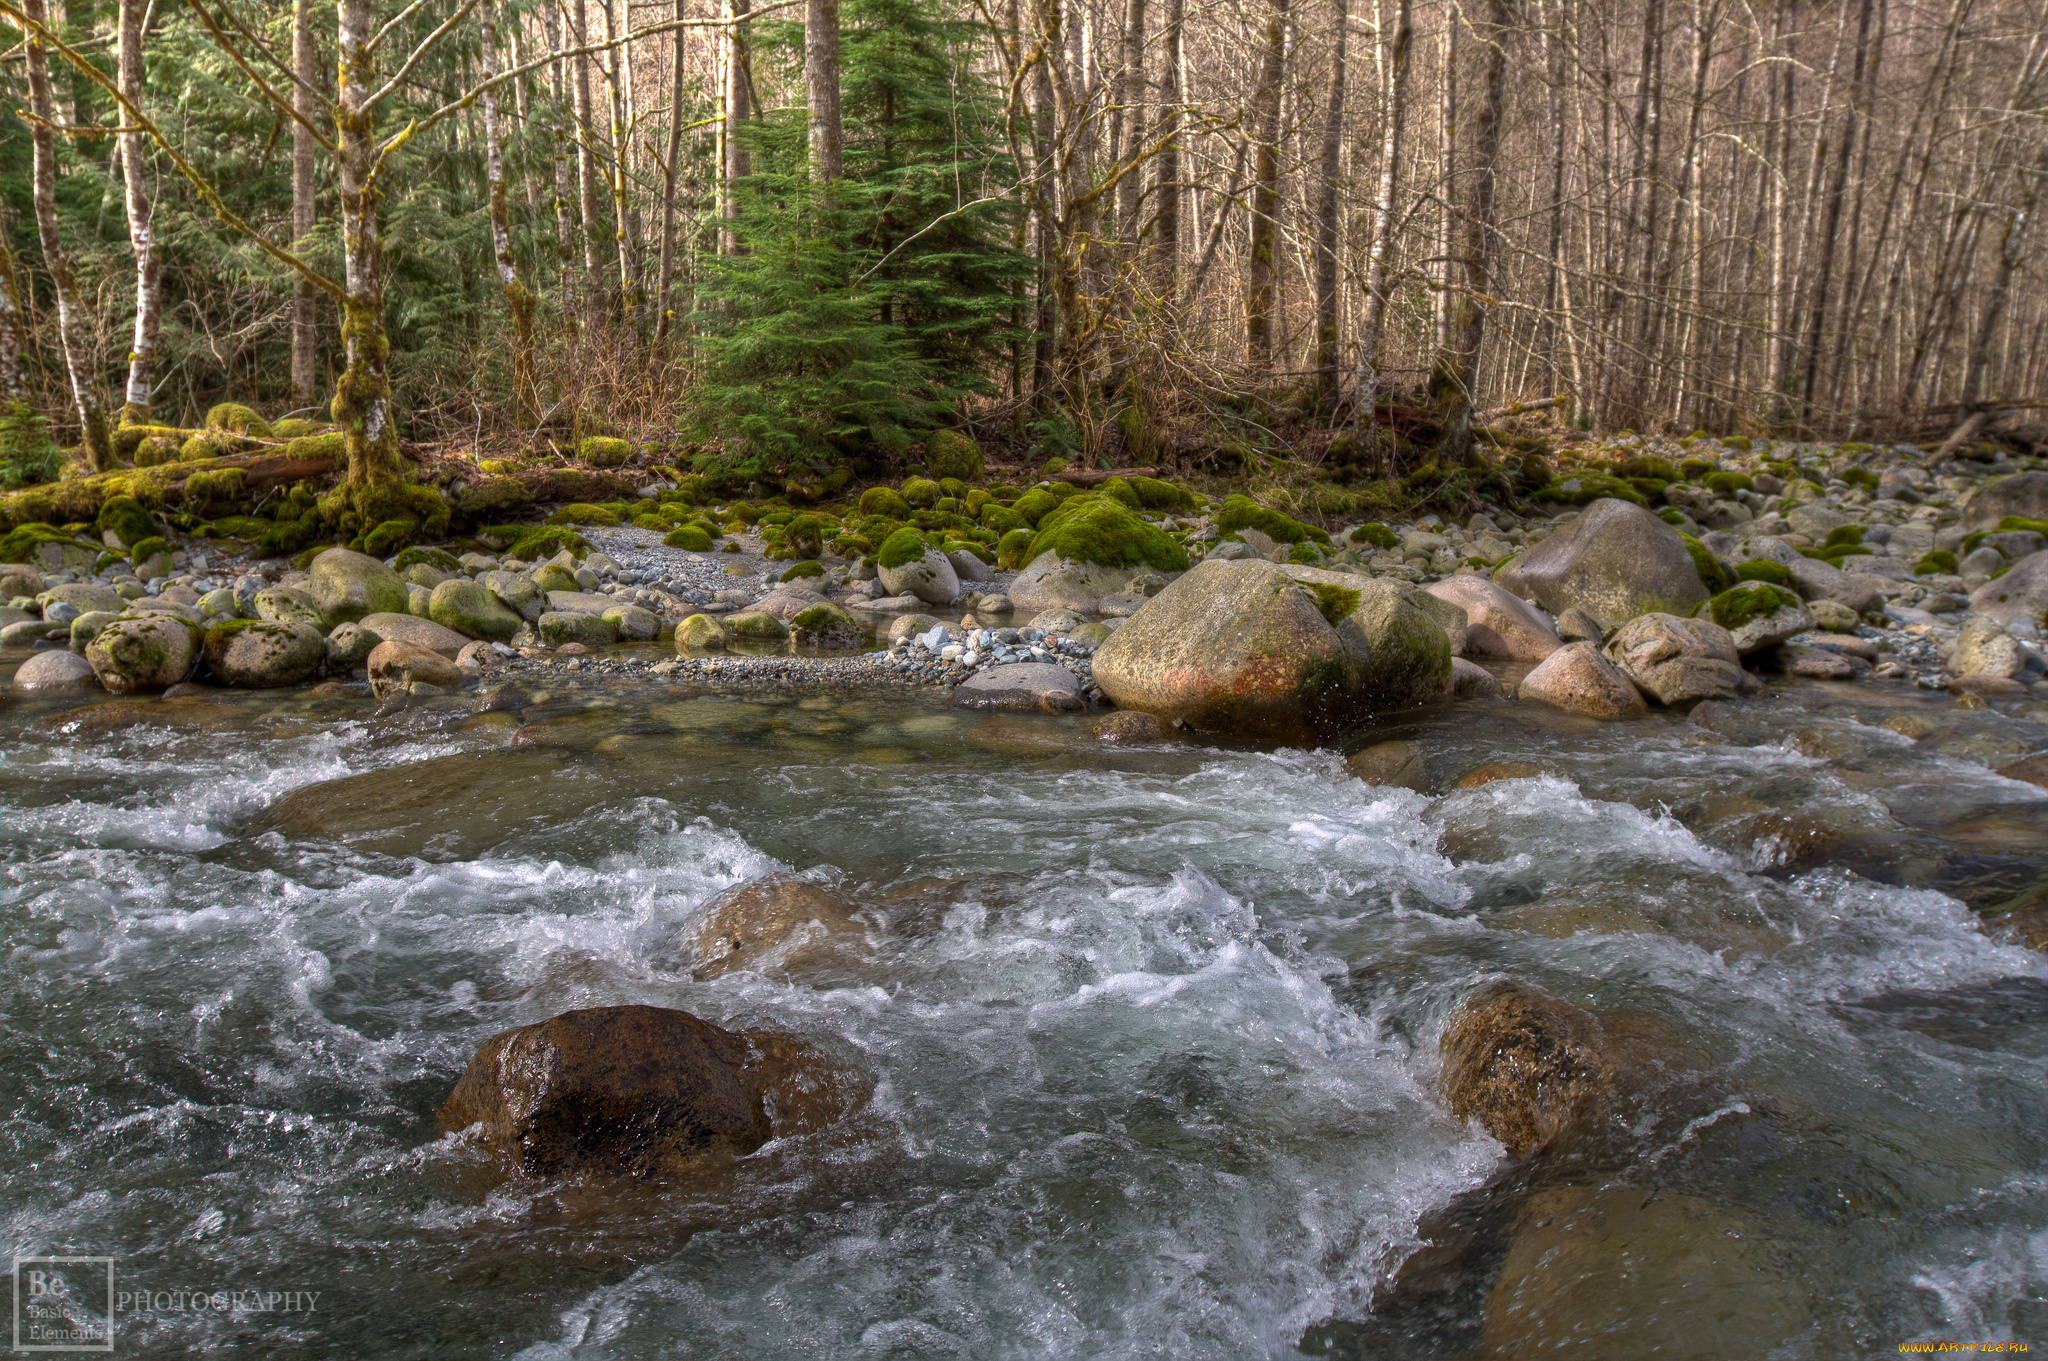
[180,434,229,462]
[997,527,1035,571]
[781,559,826,582]
[1823,524,1866,550]
[1096,476,1141,510]
[900,477,941,508]
[257,514,322,559]
[510,527,589,560]
[271,418,323,439]
[1298,579,1360,626]
[547,503,620,527]
[924,430,985,482]
[860,487,913,519]
[577,436,632,466]
[721,541,742,553]
[95,495,155,549]
[1914,549,1959,576]
[362,519,414,556]
[1287,542,1326,565]
[1705,582,1801,630]
[394,546,463,573]
[936,476,969,500]
[943,538,995,564]
[1734,559,1793,586]
[0,523,85,562]
[208,515,270,541]
[980,503,1023,534]
[1996,515,2048,538]
[1536,472,1647,506]
[1041,456,1068,476]
[1721,435,1752,452]
[726,501,763,524]
[665,524,713,551]
[1349,522,1399,550]
[1704,471,1754,495]
[1616,454,1681,481]
[1216,494,1330,545]
[878,527,932,571]
[1025,495,1190,572]
[1679,533,1733,594]
[128,534,172,564]
[1012,488,1059,526]
[1840,467,1880,492]
[1678,455,1719,480]
[1128,476,1196,512]
[204,402,273,438]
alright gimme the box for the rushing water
[2,664,2046,1358]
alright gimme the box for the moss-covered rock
[510,527,588,561]
[1026,495,1190,573]
[395,546,464,575]
[538,611,618,646]
[781,559,825,582]
[1011,487,1059,527]
[1703,471,1754,495]
[428,577,523,640]
[308,547,408,629]
[548,503,620,528]
[1701,582,1812,652]
[180,434,230,462]
[0,523,95,568]
[1616,454,1680,482]
[253,585,324,630]
[674,613,727,650]
[1734,559,1792,586]
[1349,522,1399,550]
[361,519,415,557]
[1095,476,1141,509]
[790,601,862,648]
[860,486,913,519]
[205,402,273,438]
[902,476,942,508]
[1679,533,1733,594]
[456,476,531,518]
[601,604,660,640]
[878,529,960,604]
[1915,549,1959,576]
[202,618,324,687]
[665,524,714,551]
[112,424,189,462]
[722,611,788,642]
[132,434,180,467]
[924,429,984,482]
[997,528,1035,571]
[1216,494,1329,545]
[85,613,202,691]
[1538,472,1647,506]
[578,436,632,466]
[980,503,1023,534]
[94,495,155,550]
[1128,476,1196,511]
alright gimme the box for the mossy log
[0,447,340,529]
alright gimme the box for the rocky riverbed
[3,440,2047,1356]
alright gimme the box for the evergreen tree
[689,0,1027,482]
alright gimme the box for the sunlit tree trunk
[480,0,536,426]
[572,0,607,315]
[116,0,160,426]
[721,0,752,254]
[21,0,111,469]
[806,0,843,184]
[0,245,26,403]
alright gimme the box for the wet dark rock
[1090,710,1167,742]
[1456,761,1545,788]
[691,874,867,978]
[438,1004,846,1180]
[1995,753,2048,786]
[953,661,1084,713]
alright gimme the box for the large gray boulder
[429,577,523,640]
[1091,558,1451,739]
[85,614,201,692]
[1427,577,1561,660]
[11,649,102,693]
[39,582,124,616]
[1951,616,2026,678]
[1785,555,1886,616]
[879,545,960,606]
[1495,499,1709,629]
[356,611,471,657]
[1006,555,1139,615]
[478,570,544,622]
[1970,550,2048,626]
[1603,613,1747,704]
[1965,470,2048,531]
[202,619,325,687]
[1518,643,1648,719]
[954,662,1084,712]
[538,611,618,647]
[308,548,408,629]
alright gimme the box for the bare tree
[116,0,160,425]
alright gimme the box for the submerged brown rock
[693,874,867,978]
[438,1004,849,1180]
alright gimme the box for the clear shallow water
[1,670,2045,1358]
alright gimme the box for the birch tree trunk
[21,0,111,470]
[0,245,26,403]
[1355,0,1412,457]
[572,0,607,316]
[545,4,578,335]
[721,0,752,254]
[291,0,320,409]
[1150,0,1183,285]
[117,0,159,426]
[599,0,639,326]
[654,0,687,341]
[480,0,536,426]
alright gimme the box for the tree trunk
[0,245,26,403]
[1311,0,1348,404]
[116,0,159,426]
[1437,3,1457,354]
[21,0,111,470]
[1115,0,1146,253]
[1150,0,1183,285]
[1952,141,2044,422]
[806,0,844,184]
[545,4,578,336]
[1356,0,1413,458]
[334,0,412,525]
[1426,0,1508,467]
[721,0,752,254]
[291,0,319,411]
[1244,0,1289,371]
[572,0,607,316]
[599,0,639,327]
[1797,0,1875,423]
[654,0,687,342]
[480,0,536,427]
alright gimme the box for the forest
[0,0,2042,526]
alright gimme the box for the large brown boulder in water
[1438,981,1700,1158]
[693,874,867,978]
[1495,498,1710,630]
[1091,558,1451,739]
[438,1004,842,1179]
